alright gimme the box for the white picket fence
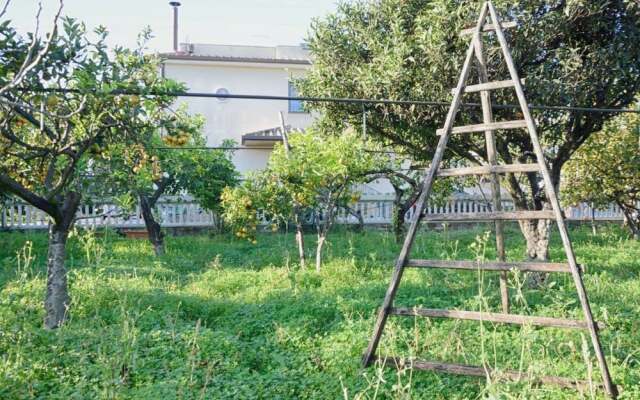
[0,195,626,230]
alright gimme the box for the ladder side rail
[361,2,490,367]
[487,2,617,397]
[473,31,509,313]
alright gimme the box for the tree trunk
[345,206,364,232]
[44,222,72,329]
[314,196,338,272]
[139,195,165,256]
[316,234,326,273]
[43,191,81,329]
[389,181,420,244]
[518,218,551,287]
[504,169,556,287]
[620,204,640,240]
[392,199,408,244]
[295,221,306,269]
[353,209,364,232]
[590,202,598,235]
[1,200,6,230]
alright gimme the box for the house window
[288,81,306,113]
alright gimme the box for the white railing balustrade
[1,198,215,230]
[1,195,627,230]
[335,194,625,225]
[563,202,627,221]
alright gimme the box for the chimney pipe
[169,1,181,53]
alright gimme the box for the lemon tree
[222,129,380,271]
[563,104,640,239]
[0,15,189,328]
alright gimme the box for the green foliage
[171,144,239,213]
[222,130,380,241]
[0,17,183,221]
[101,104,238,214]
[563,103,640,236]
[0,225,639,398]
[0,13,237,232]
[300,0,640,212]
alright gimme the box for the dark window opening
[288,81,306,113]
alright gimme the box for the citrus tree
[563,105,640,239]
[102,104,238,256]
[300,0,640,262]
[222,130,379,271]
[0,14,188,328]
[364,151,455,243]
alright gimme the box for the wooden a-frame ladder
[361,2,617,398]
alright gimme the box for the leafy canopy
[563,104,640,213]
[100,104,238,214]
[0,19,189,223]
[300,0,640,207]
[222,130,381,241]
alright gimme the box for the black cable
[15,87,640,114]
[153,146,399,153]
[154,146,267,150]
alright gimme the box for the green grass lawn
[0,224,639,399]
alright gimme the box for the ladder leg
[363,7,489,365]
[487,3,617,397]
[558,220,618,398]
[473,31,509,313]
[361,262,405,366]
[363,128,451,366]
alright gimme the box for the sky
[5,0,342,52]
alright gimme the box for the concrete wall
[163,59,313,174]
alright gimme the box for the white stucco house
[161,43,314,174]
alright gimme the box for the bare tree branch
[148,177,173,206]
[0,93,88,121]
[0,0,11,20]
[0,172,59,219]
[365,169,418,188]
[1,99,59,141]
[0,117,51,152]
[0,0,64,96]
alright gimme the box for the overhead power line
[16,87,640,115]
[153,146,400,154]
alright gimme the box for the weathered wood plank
[422,210,555,221]
[473,34,510,314]
[388,307,604,330]
[486,3,617,396]
[375,356,604,390]
[451,79,523,94]
[436,120,528,135]
[361,2,492,369]
[437,163,540,177]
[406,259,571,273]
[460,21,517,36]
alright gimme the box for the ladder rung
[422,210,556,222]
[437,120,528,136]
[374,356,602,390]
[437,163,539,177]
[451,79,523,94]
[388,307,604,330]
[460,21,517,36]
[406,259,571,273]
